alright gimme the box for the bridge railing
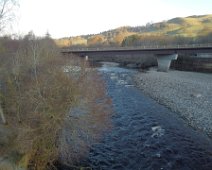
[63,43,212,52]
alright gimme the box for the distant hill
[55,14,212,47]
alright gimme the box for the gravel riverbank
[134,68,212,137]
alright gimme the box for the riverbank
[134,68,212,137]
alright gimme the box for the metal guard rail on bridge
[62,44,212,52]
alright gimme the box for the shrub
[0,36,112,170]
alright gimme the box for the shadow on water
[61,62,212,170]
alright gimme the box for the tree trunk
[0,103,7,124]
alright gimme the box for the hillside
[55,14,212,47]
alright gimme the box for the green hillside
[56,14,212,47]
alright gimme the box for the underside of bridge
[81,53,179,72]
[63,46,212,72]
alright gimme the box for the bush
[0,36,112,170]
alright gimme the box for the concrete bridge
[62,45,212,71]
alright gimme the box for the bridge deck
[62,44,212,55]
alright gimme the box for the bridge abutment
[156,54,178,72]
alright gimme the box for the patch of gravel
[134,68,212,137]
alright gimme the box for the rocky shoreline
[134,68,212,137]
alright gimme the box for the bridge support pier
[156,54,178,72]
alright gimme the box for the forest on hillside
[56,14,212,48]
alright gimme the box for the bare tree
[0,0,18,124]
[0,0,18,33]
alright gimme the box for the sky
[10,0,212,38]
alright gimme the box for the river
[63,62,212,170]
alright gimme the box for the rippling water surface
[66,63,212,170]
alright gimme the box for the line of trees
[121,33,212,47]
[57,32,212,48]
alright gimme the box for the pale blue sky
[12,0,212,38]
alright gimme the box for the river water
[64,63,212,170]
